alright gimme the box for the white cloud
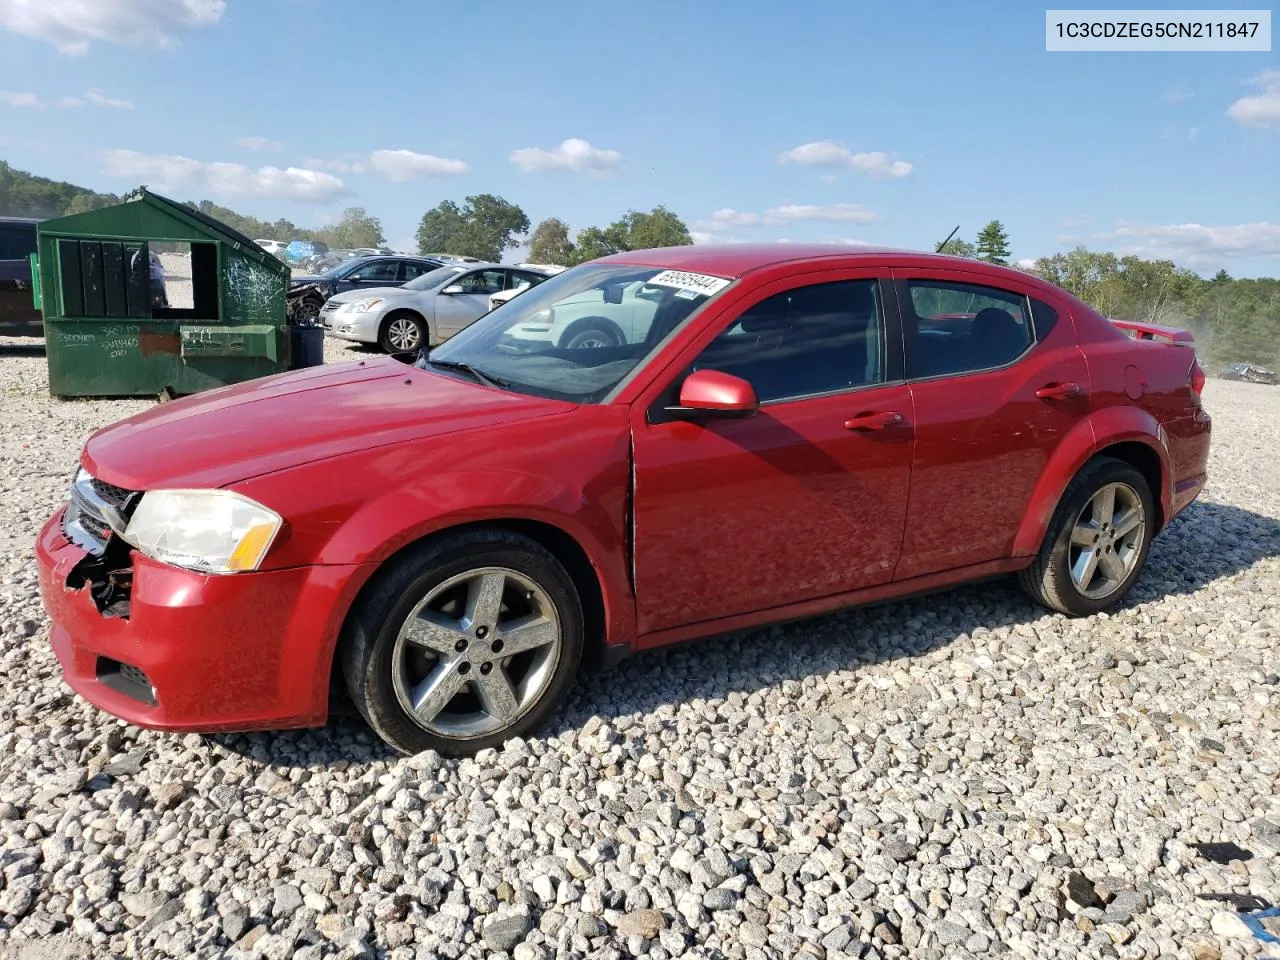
[1227,70,1280,129]
[60,89,135,109]
[0,0,225,55]
[779,141,913,178]
[368,149,469,182]
[1015,257,1038,269]
[101,149,348,203]
[2,88,134,108]
[695,204,880,242]
[1096,220,1280,267]
[237,136,285,152]
[509,138,623,176]
[301,149,468,181]
[0,90,41,107]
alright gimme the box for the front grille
[62,469,139,555]
[89,477,132,510]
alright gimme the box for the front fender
[1012,405,1173,556]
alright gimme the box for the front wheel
[339,530,583,755]
[1018,456,1155,616]
[380,312,428,354]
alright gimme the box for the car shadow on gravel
[210,500,1279,767]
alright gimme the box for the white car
[322,263,553,353]
[255,239,288,256]
[501,278,666,350]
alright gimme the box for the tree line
[938,219,1278,367]
[0,161,385,250]
[3,160,1273,366]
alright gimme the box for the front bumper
[320,304,379,343]
[36,511,366,732]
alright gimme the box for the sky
[0,0,1277,275]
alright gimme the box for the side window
[905,280,1032,379]
[399,260,431,282]
[456,269,506,295]
[348,259,399,282]
[690,279,885,404]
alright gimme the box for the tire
[380,312,428,354]
[293,296,323,324]
[559,318,624,350]
[339,529,584,756]
[1018,456,1155,617]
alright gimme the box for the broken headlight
[122,490,282,574]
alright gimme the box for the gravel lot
[0,335,1277,960]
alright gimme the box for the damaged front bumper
[35,510,363,733]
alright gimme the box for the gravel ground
[0,335,1277,960]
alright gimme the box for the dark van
[0,217,42,336]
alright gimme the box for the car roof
[601,243,1032,282]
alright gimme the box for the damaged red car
[36,245,1212,755]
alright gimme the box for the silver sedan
[321,263,553,353]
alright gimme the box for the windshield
[403,265,468,291]
[421,263,731,403]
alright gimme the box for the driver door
[434,268,507,339]
[630,270,914,637]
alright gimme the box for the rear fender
[1012,406,1173,556]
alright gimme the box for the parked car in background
[0,216,42,336]
[287,255,446,322]
[322,263,551,352]
[515,262,569,275]
[419,253,482,265]
[1219,362,1278,385]
[283,239,329,265]
[300,249,360,275]
[255,239,289,256]
[36,244,1212,756]
[501,276,667,350]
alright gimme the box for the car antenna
[935,225,960,253]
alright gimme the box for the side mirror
[442,284,464,295]
[602,282,624,305]
[669,369,758,419]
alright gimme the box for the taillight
[1190,360,1206,397]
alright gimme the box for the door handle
[843,411,903,431]
[1035,382,1081,400]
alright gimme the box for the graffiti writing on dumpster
[100,324,140,359]
[225,254,282,322]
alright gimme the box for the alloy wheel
[1068,481,1146,599]
[391,567,562,739]
[387,317,422,352]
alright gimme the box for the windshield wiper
[425,357,509,389]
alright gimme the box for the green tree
[528,217,576,265]
[938,238,976,258]
[1211,268,1232,284]
[415,194,529,261]
[569,206,693,265]
[975,220,1011,265]
[323,206,384,249]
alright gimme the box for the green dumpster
[35,189,291,397]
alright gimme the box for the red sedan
[36,245,1211,755]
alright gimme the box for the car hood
[327,285,416,305]
[83,358,574,490]
[290,274,329,287]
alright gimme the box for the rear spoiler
[1107,317,1195,345]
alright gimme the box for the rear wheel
[1018,456,1155,616]
[340,530,583,756]
[380,312,428,354]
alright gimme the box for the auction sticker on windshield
[646,270,732,297]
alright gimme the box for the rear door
[892,268,1088,579]
[434,268,507,338]
[631,269,915,635]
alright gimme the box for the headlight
[122,490,283,574]
[342,297,384,313]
